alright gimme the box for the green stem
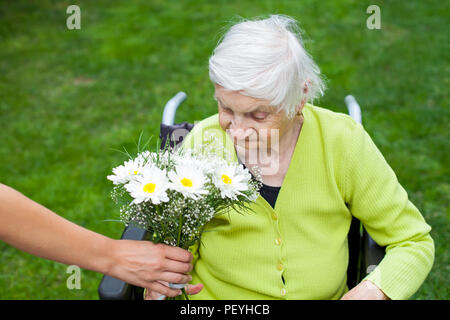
[181,288,189,300]
[176,213,183,247]
[176,214,189,300]
[155,206,167,239]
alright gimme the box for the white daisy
[125,166,170,204]
[168,164,209,200]
[135,151,152,163]
[212,163,252,200]
[107,157,147,185]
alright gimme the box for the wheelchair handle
[162,92,187,125]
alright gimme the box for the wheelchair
[98,92,386,300]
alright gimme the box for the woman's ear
[298,79,311,110]
[303,78,311,94]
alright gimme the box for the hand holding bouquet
[107,143,261,299]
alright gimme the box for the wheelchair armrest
[98,225,148,300]
[360,229,386,280]
[159,122,194,149]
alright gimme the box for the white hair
[209,14,326,119]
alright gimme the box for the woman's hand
[144,282,203,300]
[340,280,391,300]
[107,240,194,290]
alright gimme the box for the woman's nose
[228,128,253,140]
[228,121,253,140]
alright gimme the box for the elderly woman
[146,14,434,300]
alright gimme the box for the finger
[163,245,193,263]
[147,281,182,298]
[185,283,203,295]
[159,271,192,284]
[145,288,165,300]
[162,259,193,274]
[144,289,166,301]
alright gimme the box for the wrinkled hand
[107,240,194,292]
[144,282,203,300]
[340,280,391,300]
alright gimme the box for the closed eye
[251,112,269,120]
[219,103,270,120]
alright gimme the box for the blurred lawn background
[0,0,448,299]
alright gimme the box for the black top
[259,183,282,209]
[242,163,281,209]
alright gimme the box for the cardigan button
[281,288,287,296]
[275,237,282,246]
[271,212,278,220]
[277,263,284,271]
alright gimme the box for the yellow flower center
[133,170,138,175]
[221,174,232,185]
[180,178,193,187]
[143,183,156,193]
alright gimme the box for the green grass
[0,0,448,299]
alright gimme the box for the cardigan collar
[273,103,312,212]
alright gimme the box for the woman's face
[215,84,296,151]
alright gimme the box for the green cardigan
[181,103,434,300]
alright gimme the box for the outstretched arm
[0,183,193,296]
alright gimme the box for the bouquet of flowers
[107,140,261,299]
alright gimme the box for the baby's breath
[108,138,260,249]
